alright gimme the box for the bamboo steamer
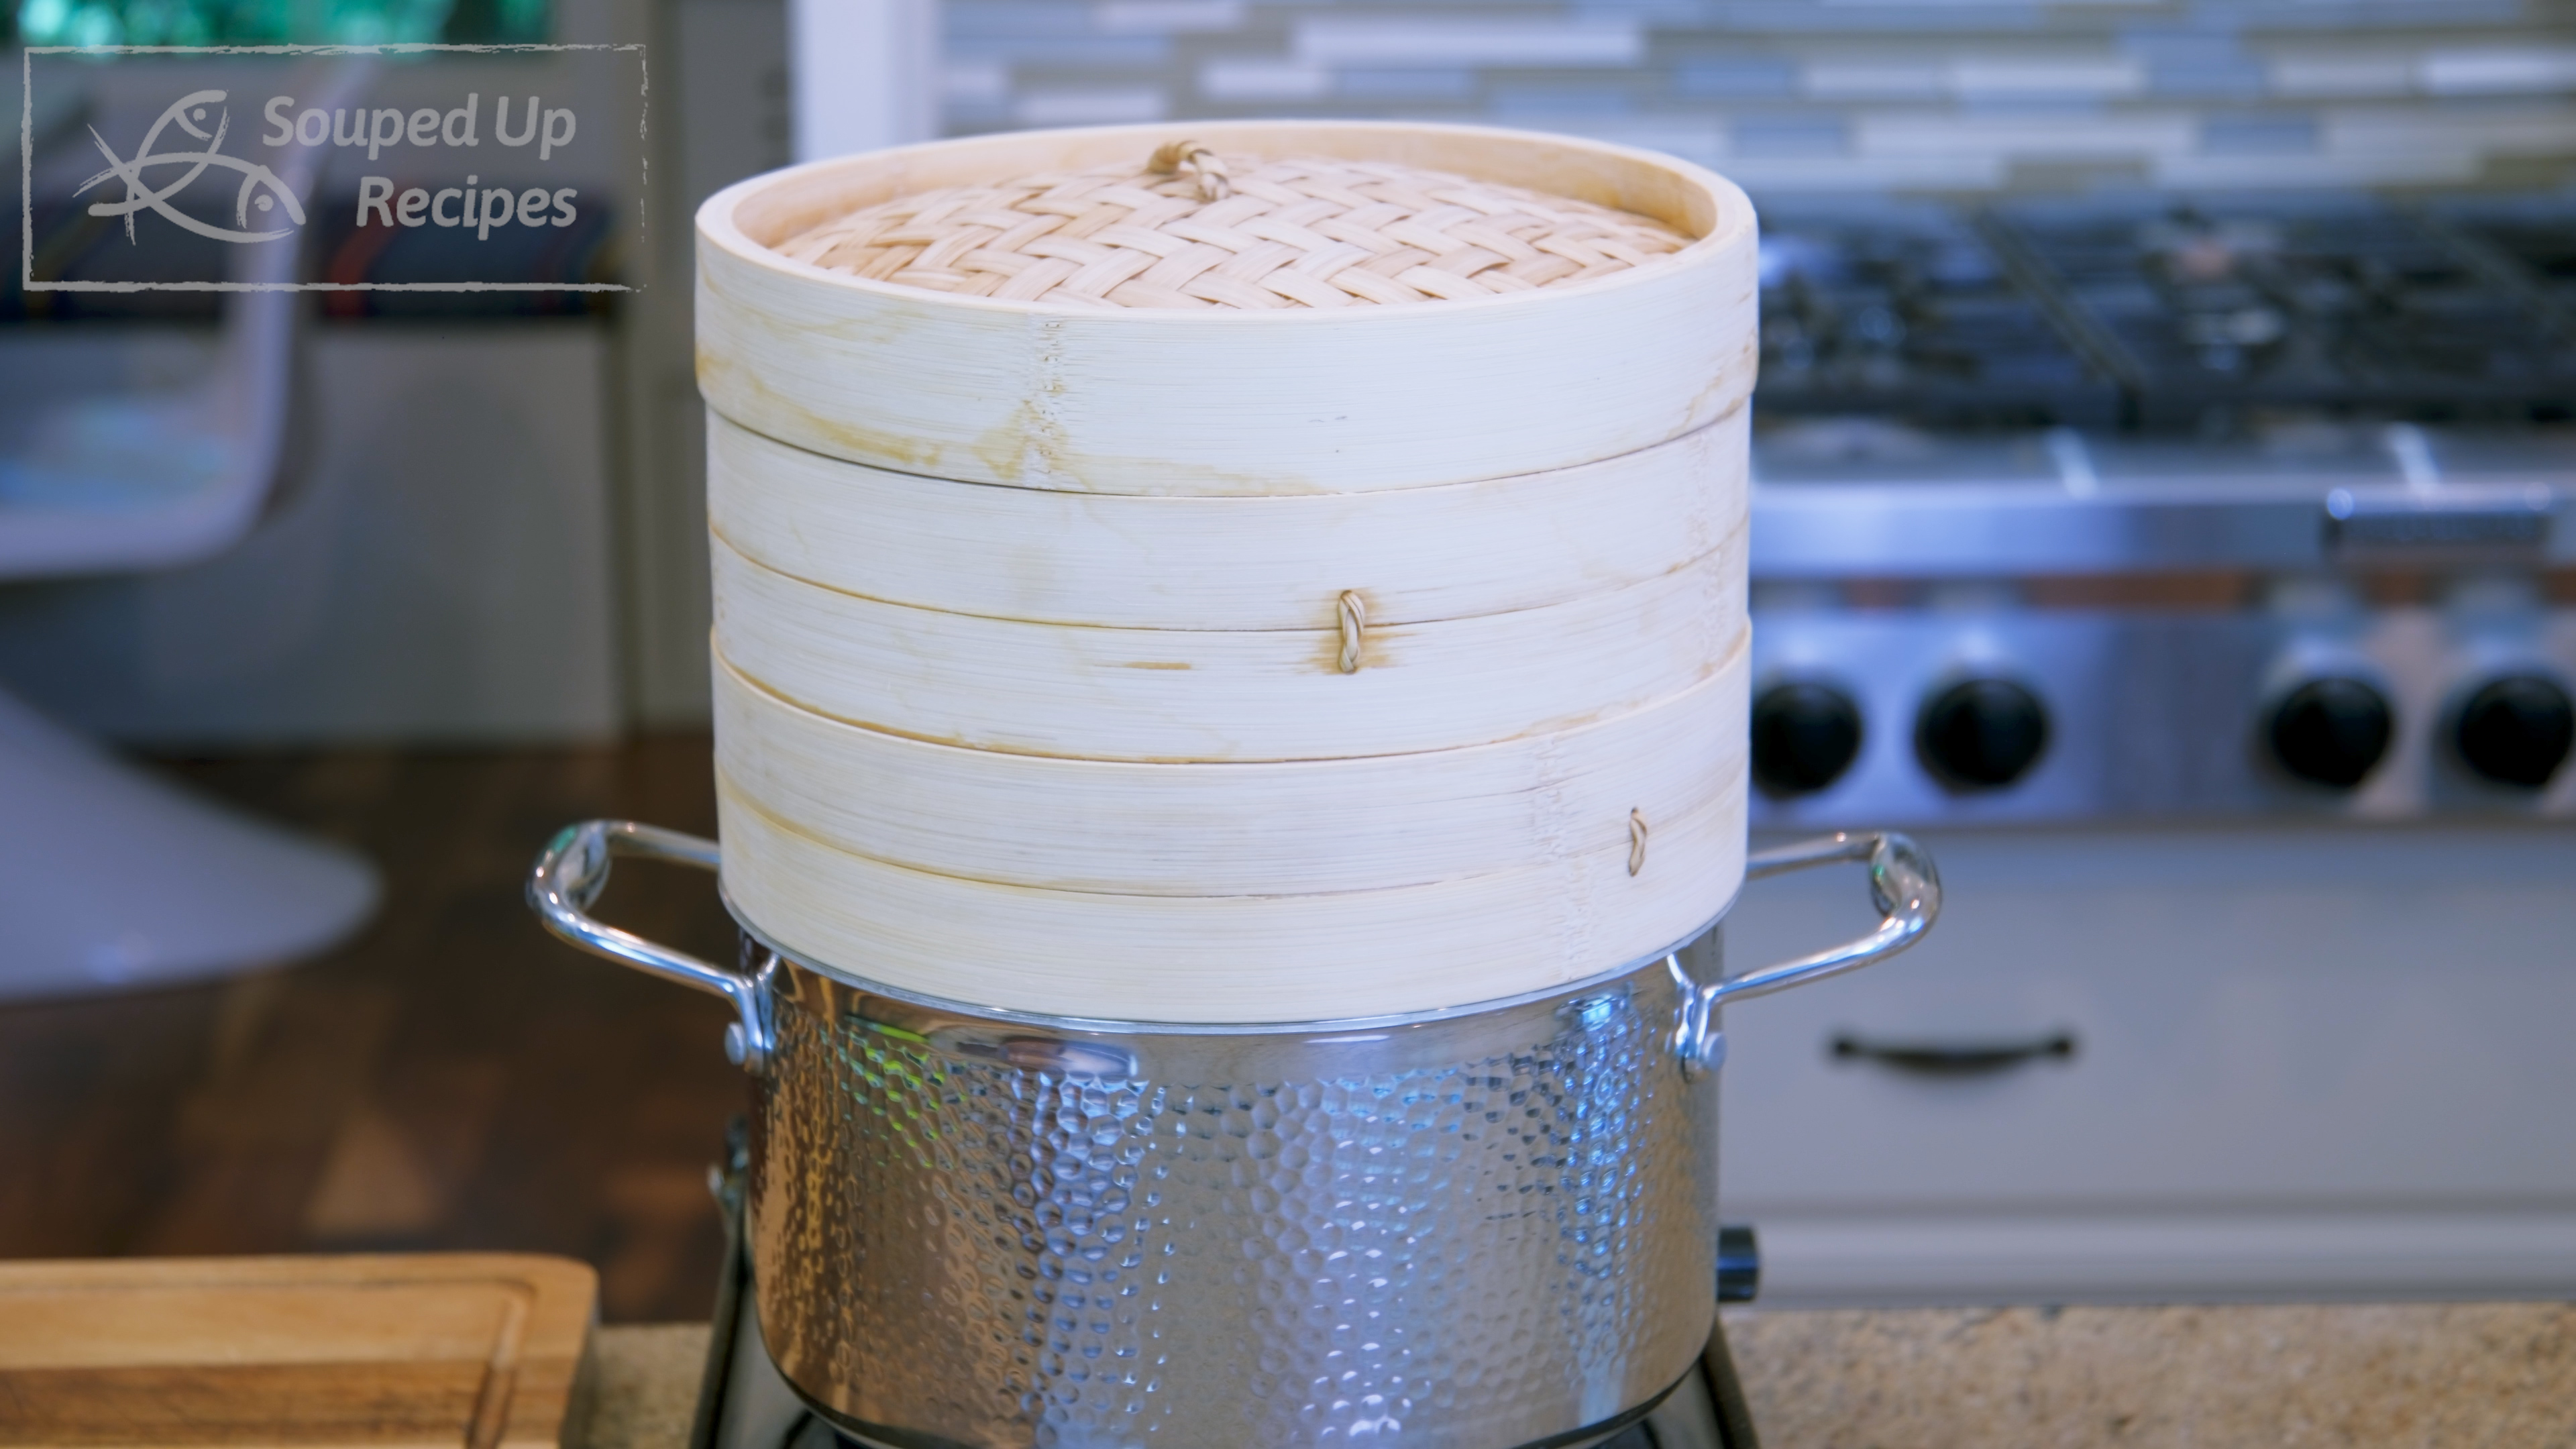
[714,641,1746,898]
[711,523,1745,763]
[714,661,1748,1023]
[697,121,1759,1022]
[696,121,1758,494]
[707,406,1748,631]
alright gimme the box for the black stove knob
[2268,678,2392,789]
[2455,675,2574,789]
[1916,678,2047,790]
[1752,682,1864,795]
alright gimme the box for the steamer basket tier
[710,523,1746,763]
[714,643,1747,898]
[695,121,1758,494]
[716,769,1749,1022]
[708,406,1748,632]
[714,643,1748,1021]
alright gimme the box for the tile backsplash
[943,0,2576,192]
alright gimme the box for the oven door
[1717,822,2576,1305]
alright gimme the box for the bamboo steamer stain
[696,121,1758,1022]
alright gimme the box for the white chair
[0,66,380,1000]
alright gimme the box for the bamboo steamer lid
[716,641,1750,1023]
[696,121,1756,494]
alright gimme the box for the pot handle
[1671,831,1939,1073]
[527,820,771,1073]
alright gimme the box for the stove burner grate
[1988,198,2576,429]
[1752,191,2576,435]
[1758,201,2121,430]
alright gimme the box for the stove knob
[2455,675,2575,789]
[1916,678,2048,790]
[1752,682,1864,795]
[2268,678,2392,789]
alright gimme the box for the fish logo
[78,89,306,244]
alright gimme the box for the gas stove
[1990,197,2576,428]
[1758,193,2576,432]
[1756,201,2119,430]
[1742,191,2576,831]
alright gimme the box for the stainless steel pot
[530,824,1936,1449]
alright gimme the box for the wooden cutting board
[0,1254,599,1449]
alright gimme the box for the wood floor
[0,737,749,1323]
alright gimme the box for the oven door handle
[1671,831,1939,1073]
[527,820,771,1073]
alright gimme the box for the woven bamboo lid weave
[697,121,1758,492]
[771,145,1694,311]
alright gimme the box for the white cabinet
[1716,824,2576,1305]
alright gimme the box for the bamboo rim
[702,119,1751,324]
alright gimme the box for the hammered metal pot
[530,824,1937,1449]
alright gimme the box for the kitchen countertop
[584,1302,2576,1448]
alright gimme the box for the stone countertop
[584,1324,710,1449]
[1722,1304,2576,1448]
[586,1303,2576,1449]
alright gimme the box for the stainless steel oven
[1726,191,2576,1305]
